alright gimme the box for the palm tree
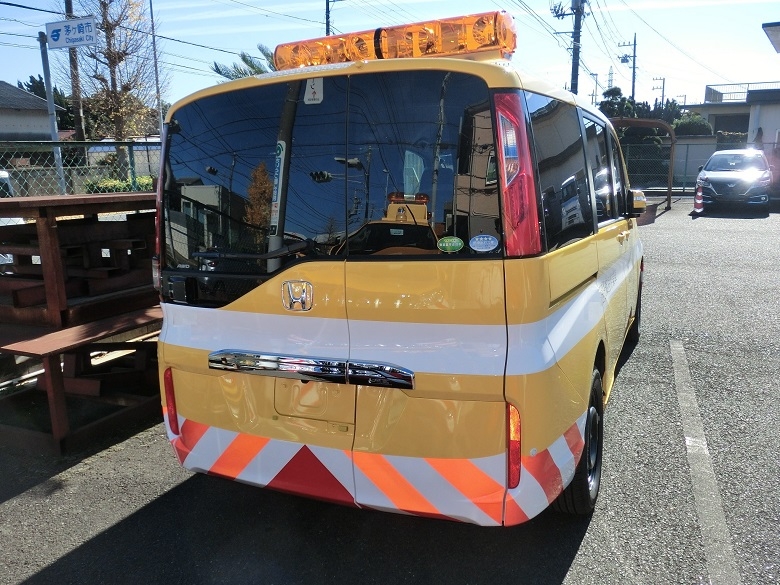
[211,44,276,79]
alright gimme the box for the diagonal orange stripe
[426,458,505,524]
[180,418,209,450]
[210,433,270,479]
[504,493,530,526]
[564,422,584,459]
[353,452,440,516]
[523,449,563,504]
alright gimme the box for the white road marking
[670,339,742,585]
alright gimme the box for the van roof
[167,56,600,123]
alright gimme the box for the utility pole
[64,0,86,141]
[551,0,588,95]
[618,33,637,100]
[590,73,599,105]
[653,77,666,106]
[149,0,163,135]
[325,0,342,35]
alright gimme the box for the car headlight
[696,174,710,188]
[757,171,771,187]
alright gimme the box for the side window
[609,131,628,217]
[524,92,594,250]
[582,116,617,223]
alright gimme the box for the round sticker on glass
[437,236,464,253]
[469,234,499,253]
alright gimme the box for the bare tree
[69,0,166,142]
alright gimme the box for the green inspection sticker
[437,236,464,253]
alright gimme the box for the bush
[84,175,154,193]
[673,114,712,136]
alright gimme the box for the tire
[552,368,604,515]
[627,286,642,344]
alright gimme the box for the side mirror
[698,165,704,173]
[629,189,646,217]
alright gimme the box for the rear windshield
[704,152,768,172]
[160,70,501,303]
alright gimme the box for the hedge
[84,175,154,193]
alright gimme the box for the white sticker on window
[305,78,323,104]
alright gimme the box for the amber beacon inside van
[155,11,645,526]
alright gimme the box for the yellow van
[155,11,645,526]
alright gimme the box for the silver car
[695,149,772,212]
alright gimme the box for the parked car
[694,149,772,212]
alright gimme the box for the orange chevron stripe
[210,433,270,479]
[522,449,563,504]
[353,452,440,516]
[180,418,209,448]
[426,458,505,524]
[563,422,584,458]
[503,494,529,526]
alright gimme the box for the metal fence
[0,139,160,200]
[621,141,780,194]
[1,137,776,208]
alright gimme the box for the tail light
[493,92,541,257]
[164,367,179,435]
[507,403,521,488]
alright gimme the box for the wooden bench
[0,306,162,453]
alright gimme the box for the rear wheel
[553,368,603,515]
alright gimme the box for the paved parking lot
[1,197,778,585]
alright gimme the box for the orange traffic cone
[694,188,704,213]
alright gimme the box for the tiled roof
[0,80,53,111]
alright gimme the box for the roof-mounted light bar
[273,11,516,71]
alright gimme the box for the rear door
[341,70,509,524]
[159,77,357,503]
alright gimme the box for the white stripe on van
[161,241,642,378]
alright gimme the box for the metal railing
[0,139,160,199]
[704,81,780,103]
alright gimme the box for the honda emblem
[282,280,313,311]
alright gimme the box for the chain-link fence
[622,141,780,193]
[1,139,159,266]
[0,139,160,200]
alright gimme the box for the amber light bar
[274,11,517,71]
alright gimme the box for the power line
[615,0,732,84]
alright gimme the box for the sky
[1,0,779,111]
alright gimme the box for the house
[0,80,61,141]
[687,82,780,149]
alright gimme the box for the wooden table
[0,193,157,327]
[0,194,162,453]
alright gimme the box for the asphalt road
[1,197,778,585]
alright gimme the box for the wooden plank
[0,304,50,327]
[35,215,67,327]
[1,305,162,357]
[0,243,40,256]
[12,278,86,308]
[66,266,119,279]
[41,354,70,441]
[102,238,147,250]
[0,193,156,220]
[0,276,43,293]
[85,268,151,296]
